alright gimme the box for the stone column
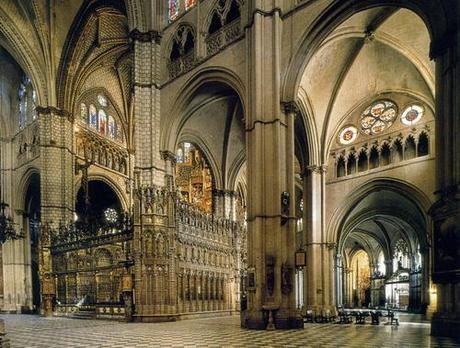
[245,72,301,329]
[335,254,343,308]
[36,106,74,316]
[131,30,164,188]
[429,23,460,338]
[303,164,332,312]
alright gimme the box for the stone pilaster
[0,139,32,312]
[132,30,164,187]
[429,20,460,338]
[37,106,74,225]
[243,9,303,325]
[213,189,236,219]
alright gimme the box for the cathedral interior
[0,0,459,346]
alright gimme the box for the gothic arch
[327,178,432,246]
[75,174,129,212]
[161,67,246,153]
[281,0,452,103]
[177,131,222,190]
[125,0,146,31]
[227,149,245,193]
[16,167,40,213]
[56,0,130,112]
[0,10,47,106]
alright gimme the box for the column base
[242,310,266,329]
[431,314,460,338]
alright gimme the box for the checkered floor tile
[1,314,459,347]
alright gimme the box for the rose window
[360,100,397,135]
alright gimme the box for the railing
[50,213,133,253]
[205,19,241,56]
[167,51,196,79]
[176,200,241,242]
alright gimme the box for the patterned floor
[1,314,459,347]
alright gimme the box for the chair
[304,309,314,323]
[389,311,399,326]
[370,311,381,325]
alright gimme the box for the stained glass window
[338,125,358,145]
[80,103,88,122]
[176,148,184,163]
[98,109,107,135]
[360,100,397,135]
[18,83,27,129]
[108,115,115,139]
[97,94,108,107]
[32,90,37,120]
[169,0,179,21]
[401,105,424,126]
[89,104,98,128]
[78,94,124,144]
[185,0,197,10]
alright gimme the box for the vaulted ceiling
[177,82,245,191]
[341,189,428,263]
[297,7,434,161]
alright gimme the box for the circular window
[338,126,358,145]
[97,94,108,107]
[401,104,424,126]
[360,100,397,135]
[104,208,118,224]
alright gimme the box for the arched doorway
[23,172,40,312]
[337,187,430,313]
[75,179,123,234]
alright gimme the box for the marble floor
[1,314,459,347]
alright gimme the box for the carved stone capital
[36,106,72,122]
[161,150,177,165]
[304,164,327,176]
[213,189,236,197]
[281,101,299,116]
[129,29,162,44]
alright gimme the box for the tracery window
[338,125,358,145]
[176,142,213,213]
[360,100,397,135]
[168,0,197,22]
[18,76,36,129]
[377,252,386,276]
[168,25,196,78]
[401,105,424,126]
[206,0,242,55]
[393,239,410,271]
[78,93,124,143]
